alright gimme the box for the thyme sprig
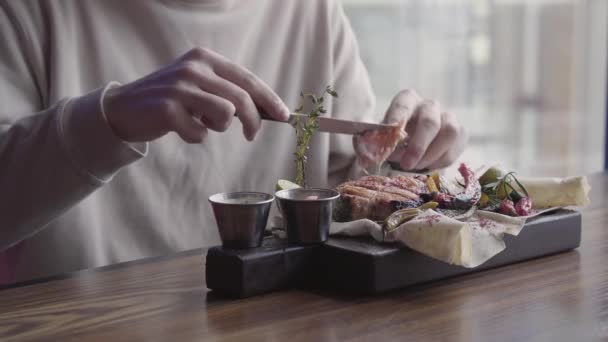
[292,85,338,187]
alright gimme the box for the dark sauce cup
[209,192,274,249]
[275,188,340,244]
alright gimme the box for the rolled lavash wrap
[518,176,590,208]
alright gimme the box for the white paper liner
[272,206,576,268]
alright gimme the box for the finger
[164,100,208,143]
[415,111,461,169]
[207,52,289,121]
[399,99,441,170]
[426,126,468,170]
[384,89,423,125]
[192,72,262,141]
[173,86,237,132]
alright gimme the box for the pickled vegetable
[499,199,518,216]
[384,208,421,231]
[515,196,533,216]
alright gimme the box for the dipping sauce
[220,198,264,205]
[209,192,275,205]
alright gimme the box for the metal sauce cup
[208,192,274,249]
[275,188,340,244]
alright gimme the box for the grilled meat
[334,174,428,222]
[352,120,407,170]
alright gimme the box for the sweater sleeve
[0,5,147,252]
[326,0,380,187]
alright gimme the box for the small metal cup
[209,192,274,249]
[275,188,340,244]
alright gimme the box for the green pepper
[479,167,503,186]
[384,208,421,231]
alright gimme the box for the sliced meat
[336,184,378,199]
[358,175,392,184]
[349,180,419,200]
[353,120,407,170]
[392,175,428,192]
[335,173,426,221]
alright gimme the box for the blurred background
[342,0,607,177]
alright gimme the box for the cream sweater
[0,0,377,283]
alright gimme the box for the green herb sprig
[293,85,338,187]
[482,172,529,207]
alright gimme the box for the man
[0,0,467,284]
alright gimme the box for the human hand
[104,47,289,143]
[385,89,467,170]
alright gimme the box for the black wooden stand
[206,209,581,297]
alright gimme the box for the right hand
[104,47,290,143]
[384,89,467,170]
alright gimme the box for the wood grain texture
[1,174,606,342]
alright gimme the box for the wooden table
[1,174,606,342]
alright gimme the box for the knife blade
[268,113,397,135]
[259,112,426,172]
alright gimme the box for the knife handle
[234,111,286,122]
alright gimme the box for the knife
[258,112,428,172]
[260,112,397,135]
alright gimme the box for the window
[343,0,608,176]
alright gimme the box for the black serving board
[206,238,320,298]
[206,209,581,297]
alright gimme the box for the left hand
[385,89,467,171]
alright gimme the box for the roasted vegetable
[418,201,439,210]
[499,199,518,216]
[480,169,532,216]
[515,196,532,216]
[384,208,421,231]
[479,193,490,207]
[478,167,503,186]
[421,163,481,210]
[431,172,441,191]
[426,176,439,193]
[383,202,439,231]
